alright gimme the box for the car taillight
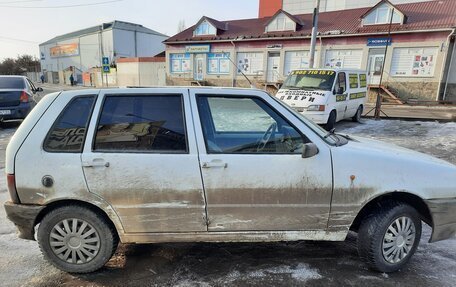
[20,91,29,103]
[7,174,20,203]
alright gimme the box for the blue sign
[102,57,110,65]
[367,38,392,47]
[103,65,110,73]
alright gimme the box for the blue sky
[0,0,259,60]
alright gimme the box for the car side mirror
[302,143,319,158]
[36,87,43,92]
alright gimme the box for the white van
[276,69,368,130]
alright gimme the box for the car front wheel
[357,202,422,273]
[37,205,118,273]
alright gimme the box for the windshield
[0,77,25,89]
[282,70,336,91]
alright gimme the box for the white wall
[282,0,433,14]
[39,29,113,72]
[113,29,167,58]
[117,61,166,87]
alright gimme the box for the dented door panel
[189,89,333,232]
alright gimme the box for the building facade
[39,21,168,84]
[260,0,433,17]
[165,0,456,102]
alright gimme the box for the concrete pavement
[364,103,456,121]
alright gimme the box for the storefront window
[237,52,264,76]
[390,47,438,77]
[170,53,191,73]
[207,53,230,74]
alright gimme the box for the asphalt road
[0,89,455,287]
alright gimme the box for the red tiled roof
[165,0,456,44]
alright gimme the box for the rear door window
[93,95,187,153]
[44,96,95,152]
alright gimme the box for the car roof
[0,75,26,78]
[60,86,267,93]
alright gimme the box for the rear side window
[0,77,25,89]
[44,96,95,152]
[93,95,187,153]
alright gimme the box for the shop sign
[50,43,79,58]
[185,45,211,53]
[267,44,283,49]
[367,38,392,47]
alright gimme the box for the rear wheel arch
[349,192,433,232]
[35,199,121,240]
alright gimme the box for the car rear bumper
[0,103,32,120]
[426,198,456,243]
[4,201,45,241]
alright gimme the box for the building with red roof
[164,0,456,102]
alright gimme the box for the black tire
[325,110,337,131]
[352,105,363,122]
[37,205,119,273]
[357,201,422,273]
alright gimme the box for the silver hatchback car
[4,88,456,273]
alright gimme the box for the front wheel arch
[349,192,433,232]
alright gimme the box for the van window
[349,74,359,89]
[335,72,346,94]
[94,95,187,153]
[44,96,95,153]
[359,74,367,88]
[197,95,308,154]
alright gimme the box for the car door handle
[82,159,110,168]
[202,160,228,169]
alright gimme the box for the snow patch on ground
[223,263,321,283]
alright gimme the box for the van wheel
[352,106,363,122]
[37,205,119,273]
[357,202,422,273]
[325,110,337,131]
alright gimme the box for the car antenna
[223,45,254,89]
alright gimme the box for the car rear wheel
[357,201,422,273]
[37,205,118,273]
[352,105,363,122]
[325,110,337,131]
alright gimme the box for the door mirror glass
[302,143,319,158]
[36,87,43,92]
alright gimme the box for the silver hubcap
[382,216,416,264]
[49,218,100,264]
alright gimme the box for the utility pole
[309,0,321,68]
[374,8,394,119]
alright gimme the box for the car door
[334,72,348,121]
[189,89,333,231]
[81,88,207,233]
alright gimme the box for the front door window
[197,96,307,154]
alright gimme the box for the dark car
[0,76,43,121]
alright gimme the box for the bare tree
[177,19,186,33]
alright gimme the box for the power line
[0,36,39,44]
[0,0,123,8]
[0,0,42,3]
